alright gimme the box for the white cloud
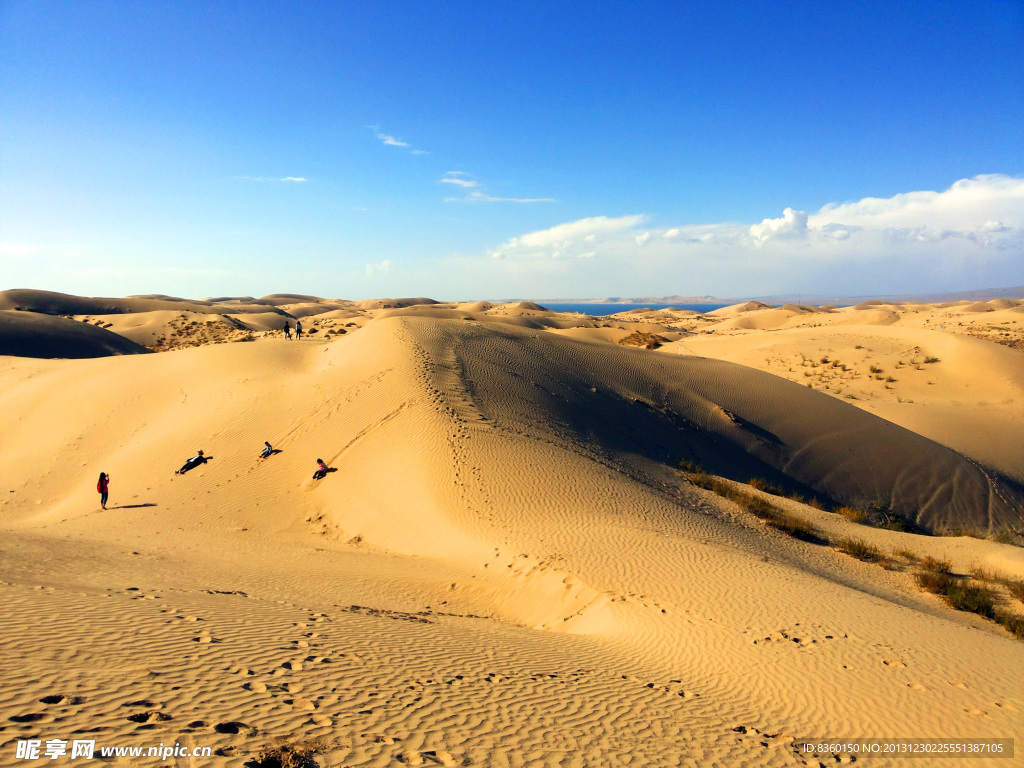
[369,126,426,154]
[376,133,408,147]
[479,175,1024,296]
[750,207,809,244]
[812,174,1024,231]
[491,215,645,260]
[365,259,392,277]
[440,172,479,189]
[441,171,554,203]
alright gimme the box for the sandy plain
[1,290,1022,767]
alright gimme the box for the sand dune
[668,325,1024,483]
[2,295,1023,765]
[0,310,151,358]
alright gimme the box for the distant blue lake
[539,302,729,316]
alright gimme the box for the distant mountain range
[533,285,1024,305]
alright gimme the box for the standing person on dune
[97,472,109,510]
[295,320,303,339]
[283,321,292,339]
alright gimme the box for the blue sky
[2,1,1021,300]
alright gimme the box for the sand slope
[1,314,1023,767]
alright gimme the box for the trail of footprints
[6,577,1020,765]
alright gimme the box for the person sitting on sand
[312,458,329,480]
[175,450,208,475]
[97,472,109,510]
[260,441,273,459]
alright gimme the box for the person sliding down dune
[260,441,273,459]
[312,458,329,480]
[175,450,208,475]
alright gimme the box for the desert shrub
[249,743,321,768]
[969,565,994,581]
[944,581,997,619]
[882,517,912,533]
[807,498,826,511]
[916,570,955,593]
[869,365,882,374]
[996,611,1024,640]
[893,548,919,561]
[837,506,868,524]
[838,538,882,562]
[920,556,952,574]
[923,356,940,363]
[1006,581,1024,604]
[678,458,701,473]
[990,529,1023,547]
[687,472,825,543]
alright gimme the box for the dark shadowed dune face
[408,317,1023,536]
[0,311,152,359]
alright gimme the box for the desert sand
[1,290,1023,767]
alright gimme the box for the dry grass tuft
[920,556,952,574]
[837,538,882,562]
[748,477,784,495]
[1006,581,1024,604]
[837,506,868,524]
[997,611,1024,640]
[249,742,322,768]
[685,471,825,544]
[893,548,919,562]
[915,571,997,619]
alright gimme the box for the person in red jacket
[97,472,109,509]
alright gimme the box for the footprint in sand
[214,721,248,734]
[128,711,172,723]
[426,750,457,767]
[907,683,927,691]
[244,682,267,693]
[882,659,906,668]
[10,713,53,723]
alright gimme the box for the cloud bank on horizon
[482,174,1023,296]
